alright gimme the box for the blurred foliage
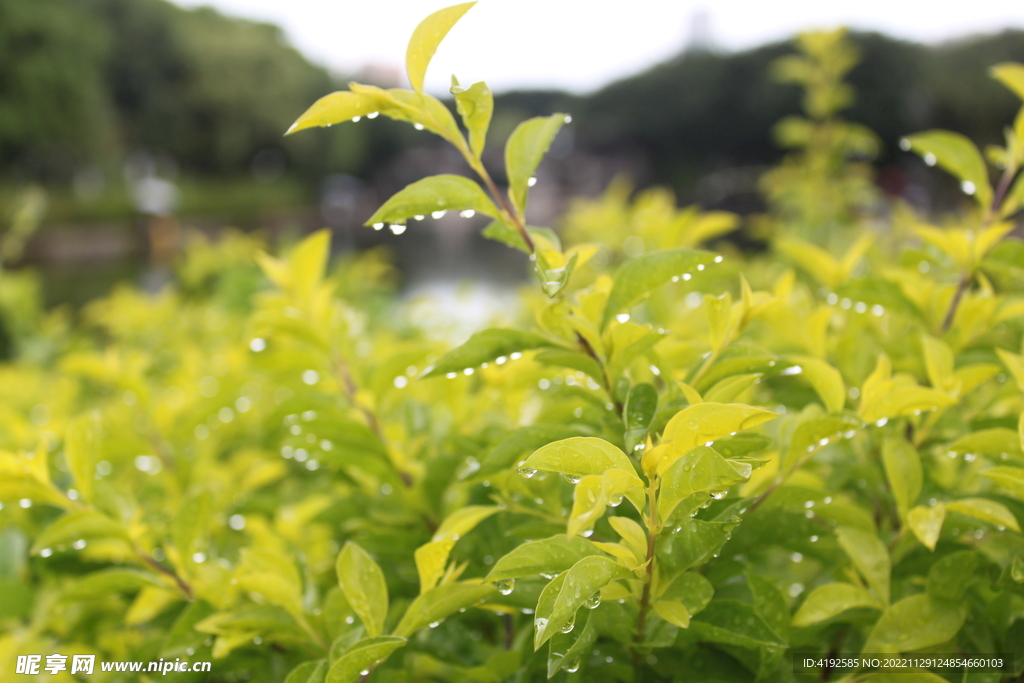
[3,6,1024,683]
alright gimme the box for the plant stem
[467,158,535,254]
[331,354,412,488]
[941,164,1017,333]
[575,332,623,415]
[136,546,193,600]
[631,483,659,669]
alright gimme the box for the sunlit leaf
[505,114,568,215]
[486,536,600,583]
[326,635,406,683]
[393,582,495,638]
[792,583,883,627]
[365,175,499,226]
[905,130,993,209]
[836,526,890,605]
[406,3,476,94]
[336,542,388,637]
[601,249,718,327]
[863,594,968,653]
[532,556,632,649]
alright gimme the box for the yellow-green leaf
[991,62,1024,100]
[881,437,922,520]
[522,437,640,485]
[326,635,406,683]
[657,446,751,521]
[601,249,718,328]
[392,582,495,637]
[659,403,778,473]
[835,526,890,605]
[485,535,599,583]
[365,175,499,227]
[406,3,476,94]
[336,542,389,637]
[567,469,645,538]
[945,497,1020,531]
[505,114,569,215]
[451,77,492,159]
[863,594,967,653]
[286,91,380,135]
[905,130,993,209]
[65,412,100,503]
[790,356,845,413]
[652,600,690,628]
[533,556,632,649]
[907,503,945,550]
[792,583,883,627]
[980,466,1024,499]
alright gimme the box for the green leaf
[905,130,993,209]
[689,600,788,649]
[284,660,328,683]
[348,83,464,144]
[533,556,632,649]
[413,541,456,595]
[981,466,1024,499]
[567,469,645,538]
[62,569,166,600]
[657,501,743,572]
[288,229,331,301]
[991,62,1024,100]
[451,78,493,159]
[946,498,1021,531]
[285,91,380,135]
[65,412,100,503]
[606,323,669,380]
[863,594,968,653]
[476,425,582,477]
[792,583,883,627]
[415,506,499,592]
[790,356,845,413]
[601,249,718,327]
[927,550,981,601]
[406,3,476,94]
[836,526,890,605]
[703,373,761,404]
[365,175,499,227]
[505,114,569,215]
[486,535,600,583]
[907,503,945,551]
[237,548,304,620]
[392,582,495,637]
[422,328,557,378]
[326,636,406,683]
[30,509,129,555]
[624,383,658,453]
[522,437,641,484]
[947,428,1022,460]
[652,600,691,628]
[747,572,790,642]
[658,446,751,522]
[533,349,605,384]
[660,572,714,617]
[659,402,778,474]
[882,437,922,520]
[547,607,597,678]
[784,413,862,470]
[337,542,389,637]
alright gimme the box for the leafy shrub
[4,4,1024,683]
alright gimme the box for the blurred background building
[2,0,1024,306]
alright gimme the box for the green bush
[3,4,1024,682]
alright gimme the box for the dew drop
[496,578,515,595]
[518,467,538,479]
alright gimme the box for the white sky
[174,0,1024,93]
